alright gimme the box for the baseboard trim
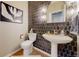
[33,46,51,57]
[5,46,51,57]
[5,48,21,57]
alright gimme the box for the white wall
[0,1,28,56]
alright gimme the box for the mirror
[48,10,64,23]
[46,1,65,23]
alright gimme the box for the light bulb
[41,15,46,19]
[40,6,47,13]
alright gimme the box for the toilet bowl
[21,33,37,56]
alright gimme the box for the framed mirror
[47,1,65,23]
[47,10,65,23]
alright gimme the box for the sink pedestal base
[51,43,57,57]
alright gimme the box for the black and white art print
[0,2,23,24]
[0,2,1,20]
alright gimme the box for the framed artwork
[0,2,1,20]
[0,2,23,24]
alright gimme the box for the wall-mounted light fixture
[40,6,47,13]
[37,5,47,23]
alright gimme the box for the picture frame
[0,2,23,24]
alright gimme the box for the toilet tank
[28,33,37,42]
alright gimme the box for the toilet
[21,33,37,56]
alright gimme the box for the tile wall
[28,1,77,57]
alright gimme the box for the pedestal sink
[42,34,72,57]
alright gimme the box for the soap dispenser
[47,31,50,34]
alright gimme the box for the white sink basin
[42,34,72,57]
[42,34,72,43]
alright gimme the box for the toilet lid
[21,40,33,47]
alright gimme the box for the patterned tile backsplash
[28,23,77,57]
[31,23,65,34]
